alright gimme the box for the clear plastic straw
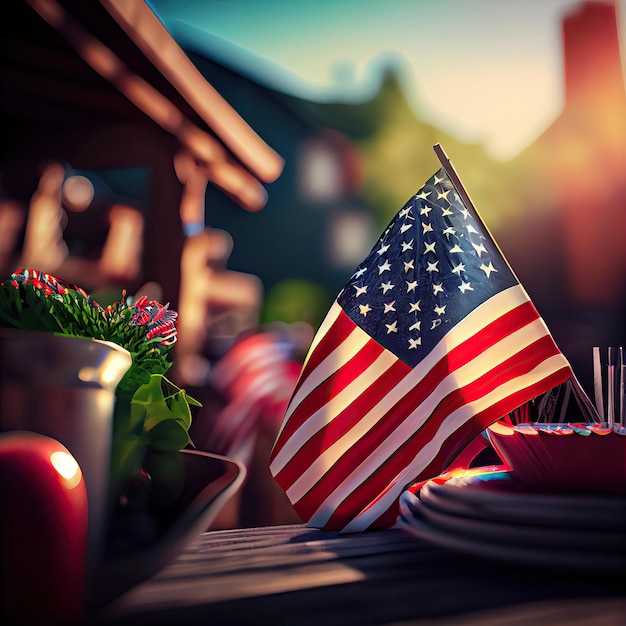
[592,346,604,422]
[607,347,615,428]
[617,346,626,428]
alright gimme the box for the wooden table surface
[91,524,626,625]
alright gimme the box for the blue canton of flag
[338,169,518,366]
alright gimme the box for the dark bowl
[92,449,245,607]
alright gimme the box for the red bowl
[486,422,626,493]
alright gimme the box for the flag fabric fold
[270,158,572,532]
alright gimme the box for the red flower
[5,269,101,308]
[131,296,178,346]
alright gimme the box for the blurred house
[0,1,508,323]
[0,0,282,308]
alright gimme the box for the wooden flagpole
[432,143,519,280]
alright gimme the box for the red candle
[0,431,89,625]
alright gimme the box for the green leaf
[108,372,199,505]
[145,419,191,452]
[143,449,186,512]
[0,284,63,332]
[116,373,199,458]
[109,432,148,505]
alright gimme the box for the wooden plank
[92,525,626,625]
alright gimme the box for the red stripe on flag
[372,504,402,530]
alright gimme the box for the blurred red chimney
[562,1,625,111]
[555,1,626,305]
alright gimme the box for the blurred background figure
[20,162,68,272]
[17,160,145,291]
[188,326,307,528]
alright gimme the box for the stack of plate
[398,469,626,573]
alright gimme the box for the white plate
[416,492,623,552]
[399,489,626,573]
[420,470,626,532]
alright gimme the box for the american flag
[270,159,572,532]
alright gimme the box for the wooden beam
[101,0,284,184]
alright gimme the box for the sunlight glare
[50,450,83,489]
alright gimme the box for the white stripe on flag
[302,301,344,367]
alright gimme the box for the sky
[149,0,626,161]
